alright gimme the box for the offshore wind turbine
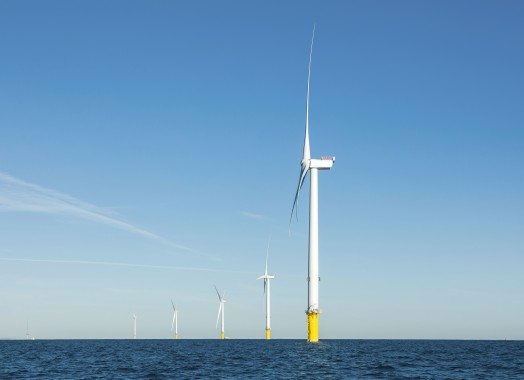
[214,286,226,340]
[257,238,275,340]
[133,313,137,339]
[290,26,335,343]
[171,301,179,339]
[25,321,34,340]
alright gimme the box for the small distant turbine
[214,286,226,340]
[171,301,179,340]
[133,313,137,339]
[257,238,275,340]
[25,321,34,340]
[290,25,335,343]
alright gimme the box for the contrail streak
[240,211,270,221]
[0,172,213,259]
[0,257,249,274]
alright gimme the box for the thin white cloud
[0,172,211,258]
[240,211,270,221]
[0,257,252,274]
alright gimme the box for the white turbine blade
[171,300,176,311]
[303,24,315,162]
[290,26,316,225]
[216,303,222,329]
[290,164,310,222]
[265,236,271,276]
[264,278,267,294]
[214,285,222,301]
[171,311,176,331]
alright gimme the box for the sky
[0,1,523,340]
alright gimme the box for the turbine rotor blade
[303,24,315,162]
[214,285,222,300]
[265,236,271,276]
[216,303,222,329]
[264,278,267,294]
[171,311,176,331]
[171,300,176,311]
[290,163,310,223]
[290,26,316,226]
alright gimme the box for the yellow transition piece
[265,329,271,340]
[221,332,225,340]
[307,312,319,343]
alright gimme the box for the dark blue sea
[1,339,523,379]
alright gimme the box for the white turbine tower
[257,238,275,340]
[171,301,179,339]
[214,286,226,340]
[290,25,335,343]
[133,313,137,339]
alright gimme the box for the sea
[1,339,523,379]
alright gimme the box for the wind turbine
[290,26,335,343]
[214,286,226,340]
[133,313,137,339]
[257,238,275,340]
[25,321,34,340]
[171,301,179,339]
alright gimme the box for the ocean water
[1,339,523,379]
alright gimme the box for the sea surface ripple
[1,339,523,379]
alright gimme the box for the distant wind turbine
[171,301,179,339]
[214,286,226,340]
[133,313,137,339]
[257,238,275,340]
[25,321,34,340]
[290,25,335,343]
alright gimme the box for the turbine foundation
[265,328,271,340]
[221,332,225,340]
[307,312,319,343]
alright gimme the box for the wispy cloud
[0,172,209,257]
[240,211,270,221]
[0,257,252,274]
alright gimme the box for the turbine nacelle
[257,274,275,293]
[309,157,335,170]
[257,274,275,280]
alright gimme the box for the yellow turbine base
[175,333,179,340]
[265,329,271,340]
[307,312,319,343]
[221,332,225,340]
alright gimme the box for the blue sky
[1,1,523,339]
